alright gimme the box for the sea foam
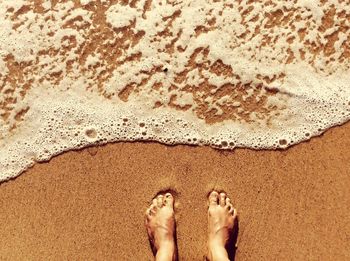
[1,0,350,182]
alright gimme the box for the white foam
[0,0,349,182]
[106,3,139,29]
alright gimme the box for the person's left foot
[145,192,177,261]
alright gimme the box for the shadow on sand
[227,217,239,261]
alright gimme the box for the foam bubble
[85,128,97,139]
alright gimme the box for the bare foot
[145,193,177,261]
[207,191,237,261]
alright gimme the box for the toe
[152,198,158,207]
[209,191,219,205]
[219,192,226,206]
[233,208,238,218]
[226,203,233,212]
[150,204,157,214]
[145,207,152,219]
[229,207,237,217]
[164,193,174,207]
[156,195,164,207]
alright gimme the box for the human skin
[145,191,237,261]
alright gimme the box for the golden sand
[1,122,349,260]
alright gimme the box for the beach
[1,1,350,260]
[1,122,349,260]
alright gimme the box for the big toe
[164,192,174,207]
[156,195,164,207]
[209,190,219,205]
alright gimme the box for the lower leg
[155,240,176,261]
[208,243,230,261]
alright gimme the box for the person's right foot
[207,191,237,261]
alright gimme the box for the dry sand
[1,122,350,261]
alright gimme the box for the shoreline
[0,122,349,260]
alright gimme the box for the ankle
[156,240,176,261]
[208,235,225,249]
[208,240,229,261]
[158,238,175,250]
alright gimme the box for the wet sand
[1,122,350,261]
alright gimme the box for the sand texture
[1,122,350,261]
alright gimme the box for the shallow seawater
[1,0,350,181]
